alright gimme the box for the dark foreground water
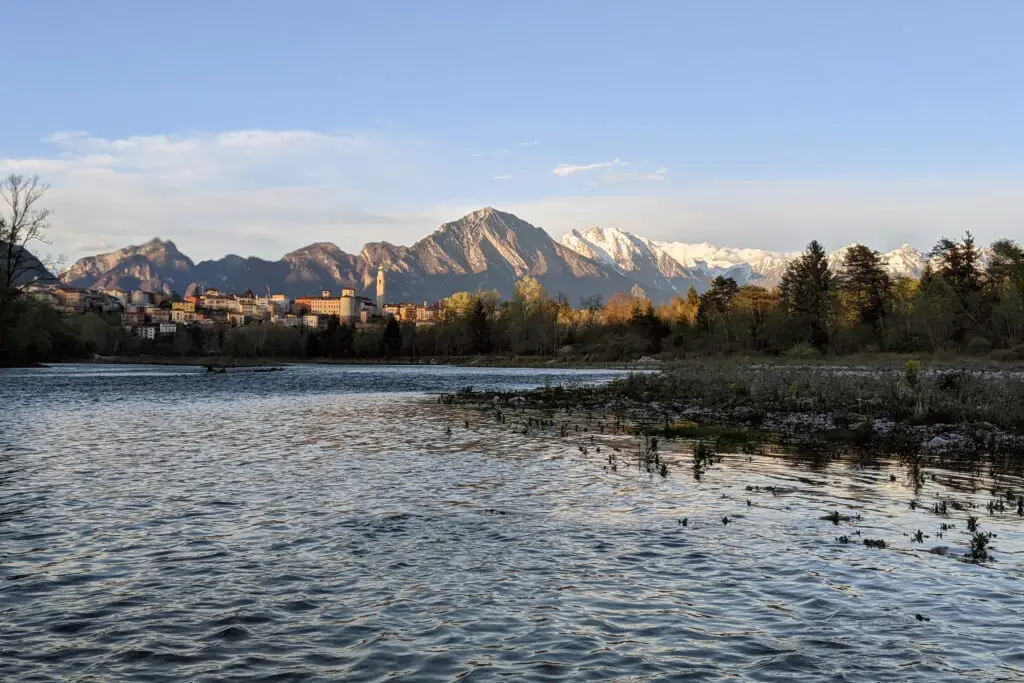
[1,364,1023,682]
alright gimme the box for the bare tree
[0,174,54,319]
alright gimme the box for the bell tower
[376,265,386,314]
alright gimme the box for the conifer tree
[779,240,833,350]
[839,244,892,344]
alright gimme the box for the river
[1,364,1022,681]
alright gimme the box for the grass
[463,360,1024,459]
[611,361,1024,433]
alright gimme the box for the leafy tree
[731,285,780,352]
[602,292,636,326]
[913,264,957,351]
[513,275,545,311]
[579,295,604,325]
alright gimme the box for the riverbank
[68,351,1024,372]
[82,354,651,370]
[440,360,1024,468]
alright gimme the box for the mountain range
[60,209,644,303]
[562,226,927,289]
[58,208,930,305]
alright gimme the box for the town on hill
[55,207,937,307]
[4,194,1023,366]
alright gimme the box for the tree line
[33,231,1024,364]
[5,173,1024,365]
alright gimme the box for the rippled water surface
[2,363,1023,682]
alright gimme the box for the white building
[271,315,303,327]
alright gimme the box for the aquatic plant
[825,510,842,525]
[904,360,921,388]
[966,515,978,532]
[912,530,925,543]
[692,441,715,469]
[836,535,850,544]
[969,531,993,562]
[863,538,887,549]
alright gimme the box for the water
[2,364,1023,682]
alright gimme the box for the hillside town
[22,266,440,341]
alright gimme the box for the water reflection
[0,363,1022,681]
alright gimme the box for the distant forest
[6,231,1024,366]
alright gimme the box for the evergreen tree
[986,239,1024,346]
[839,244,892,344]
[469,298,492,353]
[629,298,670,353]
[779,240,833,350]
[381,317,402,358]
[696,276,739,346]
[930,232,985,344]
[697,277,738,327]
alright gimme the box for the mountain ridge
[59,208,645,303]
[561,226,929,286]
[59,209,939,304]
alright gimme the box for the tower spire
[376,264,386,315]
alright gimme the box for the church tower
[376,265,386,314]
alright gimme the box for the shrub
[967,336,992,355]
[903,359,921,388]
[786,342,819,359]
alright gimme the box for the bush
[903,359,921,388]
[992,344,1024,362]
[785,342,819,359]
[967,336,992,355]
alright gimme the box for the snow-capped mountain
[825,244,927,279]
[561,227,703,296]
[562,228,928,287]
[660,240,927,283]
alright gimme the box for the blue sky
[2,1,1023,262]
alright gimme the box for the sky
[2,0,1023,264]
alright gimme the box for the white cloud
[4,128,1022,265]
[601,167,668,184]
[0,128,451,262]
[552,158,627,177]
[518,140,540,147]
